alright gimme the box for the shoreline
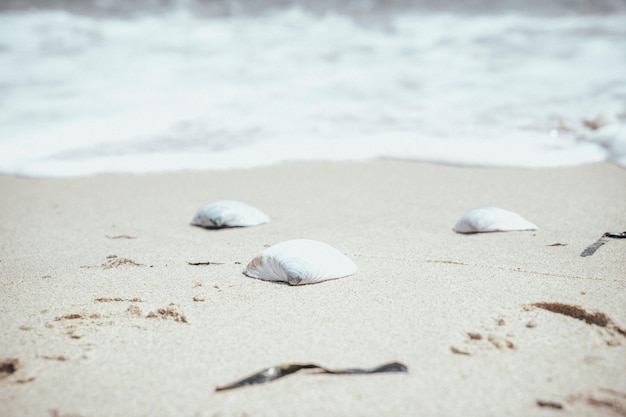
[1,160,625,416]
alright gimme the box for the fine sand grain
[0,161,625,417]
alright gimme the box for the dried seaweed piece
[536,400,563,409]
[580,231,626,257]
[187,261,225,266]
[533,302,610,327]
[215,361,408,391]
[532,302,626,338]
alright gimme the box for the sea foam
[0,8,624,177]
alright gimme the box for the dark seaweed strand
[319,361,408,375]
[604,231,626,239]
[580,237,608,257]
[215,364,318,391]
[581,230,626,257]
[215,362,408,392]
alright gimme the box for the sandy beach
[0,160,625,417]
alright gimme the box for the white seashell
[191,200,270,229]
[453,207,537,234]
[243,239,357,286]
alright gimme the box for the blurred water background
[1,0,625,176]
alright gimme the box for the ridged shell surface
[191,200,270,228]
[243,239,357,286]
[454,207,537,233]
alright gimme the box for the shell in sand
[243,239,357,285]
[453,207,537,234]
[191,200,270,229]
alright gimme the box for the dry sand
[0,160,625,417]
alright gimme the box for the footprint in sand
[28,300,188,364]
[450,302,624,355]
[449,315,517,356]
[449,302,626,414]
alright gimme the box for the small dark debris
[187,261,225,266]
[547,243,567,246]
[55,314,84,321]
[215,361,408,392]
[450,346,470,355]
[95,297,142,303]
[0,358,19,377]
[15,377,35,384]
[105,235,137,239]
[41,355,67,361]
[467,332,482,340]
[536,400,563,409]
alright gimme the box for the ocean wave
[0,7,625,177]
